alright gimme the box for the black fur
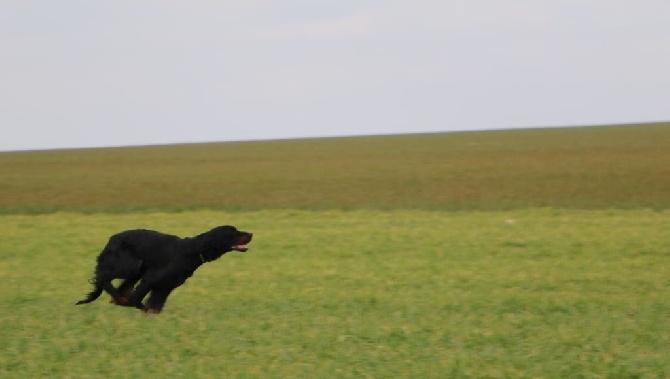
[76,225,252,314]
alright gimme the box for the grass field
[1,210,668,378]
[1,124,669,377]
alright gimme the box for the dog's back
[105,229,185,263]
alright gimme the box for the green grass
[1,210,668,377]
[1,123,669,213]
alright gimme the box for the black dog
[76,225,252,314]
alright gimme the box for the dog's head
[202,225,253,255]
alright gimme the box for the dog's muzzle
[232,232,253,252]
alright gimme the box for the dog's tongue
[232,245,248,252]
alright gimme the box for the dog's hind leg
[111,261,145,306]
[97,272,125,303]
[110,276,142,306]
[125,279,153,311]
[113,276,141,304]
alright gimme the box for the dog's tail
[75,279,103,305]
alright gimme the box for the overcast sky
[1,1,669,151]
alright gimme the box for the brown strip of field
[1,123,668,213]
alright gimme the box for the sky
[1,1,669,151]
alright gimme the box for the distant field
[1,209,668,377]
[1,123,668,213]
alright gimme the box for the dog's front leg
[145,288,173,314]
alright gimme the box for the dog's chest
[158,264,198,287]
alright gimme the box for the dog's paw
[110,296,129,305]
